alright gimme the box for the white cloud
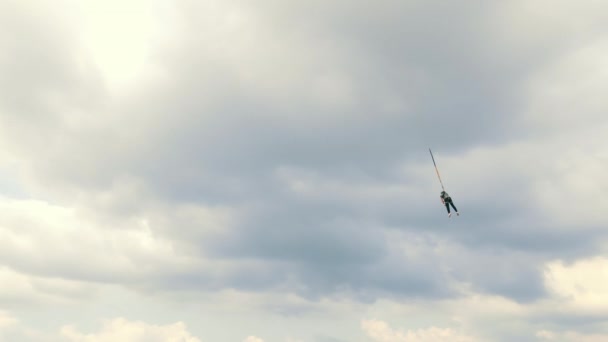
[61,318,201,342]
[0,311,17,328]
[0,196,204,284]
[0,266,97,306]
[48,0,179,92]
[536,330,608,342]
[544,257,608,313]
[243,336,264,342]
[361,319,476,342]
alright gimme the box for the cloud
[0,196,200,284]
[361,319,476,342]
[0,266,97,307]
[536,330,608,342]
[0,311,17,329]
[243,337,265,342]
[60,318,201,342]
[2,0,608,341]
[544,257,608,314]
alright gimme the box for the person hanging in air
[440,191,459,218]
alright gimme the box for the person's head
[441,191,446,195]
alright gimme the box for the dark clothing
[440,191,458,213]
[444,197,458,213]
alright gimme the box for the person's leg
[445,203,451,213]
[449,201,459,215]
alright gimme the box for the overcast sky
[1,0,608,341]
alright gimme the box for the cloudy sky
[1,0,608,341]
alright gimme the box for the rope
[429,148,445,191]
